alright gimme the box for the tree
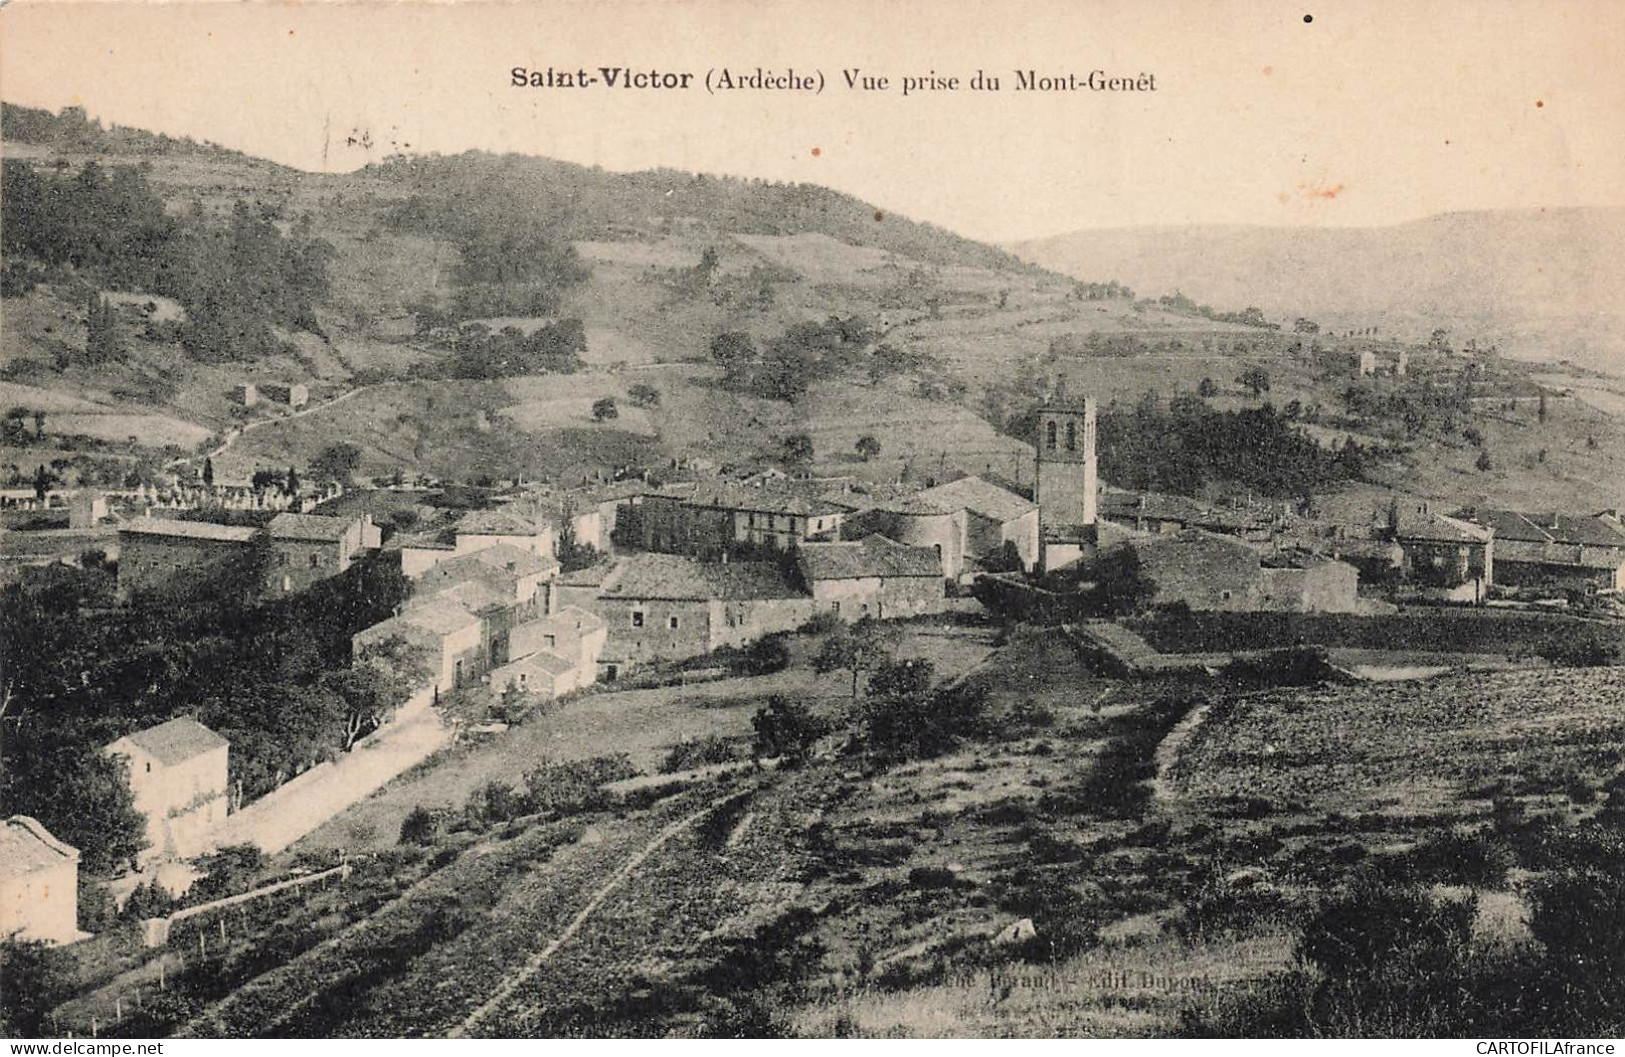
[1475,448,1494,472]
[1238,365,1272,398]
[751,694,826,765]
[1091,546,1157,616]
[627,383,661,409]
[1538,388,1549,424]
[854,434,882,461]
[310,442,362,486]
[591,397,619,422]
[709,331,757,381]
[31,463,51,501]
[286,464,300,494]
[0,939,72,1038]
[813,618,899,700]
[31,409,45,437]
[782,432,815,465]
[202,456,215,488]
[1197,377,1219,398]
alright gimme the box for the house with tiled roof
[116,516,259,598]
[1,816,82,944]
[353,596,484,694]
[636,479,848,558]
[106,718,230,865]
[586,553,817,673]
[489,606,609,699]
[1387,507,1496,602]
[1461,508,1625,592]
[453,508,557,560]
[264,511,380,596]
[797,534,949,620]
[1115,529,1360,613]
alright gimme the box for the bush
[863,661,992,758]
[751,695,827,765]
[659,735,742,774]
[399,804,443,845]
[799,611,841,635]
[1398,829,1515,889]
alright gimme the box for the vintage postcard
[1,0,1622,1045]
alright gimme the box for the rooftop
[666,480,849,518]
[108,717,229,767]
[120,517,258,544]
[918,475,1037,523]
[1392,510,1493,544]
[445,542,559,580]
[0,816,79,880]
[396,597,483,636]
[601,553,802,600]
[798,534,944,581]
[268,512,356,542]
[454,508,548,537]
[1464,509,1625,548]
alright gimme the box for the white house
[106,718,230,865]
[1,816,81,945]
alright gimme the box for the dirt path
[167,384,379,471]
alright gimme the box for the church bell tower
[1035,390,1097,540]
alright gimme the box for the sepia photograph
[0,0,1622,1045]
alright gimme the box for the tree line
[1,160,334,364]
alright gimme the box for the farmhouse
[489,606,608,699]
[417,542,559,616]
[105,718,230,865]
[264,511,381,596]
[1116,529,1361,613]
[1462,509,1625,592]
[588,553,815,674]
[797,534,948,620]
[353,596,484,694]
[1389,508,1495,602]
[116,517,258,598]
[636,480,847,557]
[1,816,81,945]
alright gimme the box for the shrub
[660,735,742,774]
[399,804,443,845]
[751,695,827,765]
[799,611,841,635]
[1400,829,1515,889]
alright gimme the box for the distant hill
[1,100,259,164]
[1009,209,1625,373]
[362,151,1040,274]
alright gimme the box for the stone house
[1,816,81,945]
[1389,508,1495,601]
[1119,529,1360,613]
[453,508,558,560]
[637,481,847,558]
[1462,509,1625,592]
[797,534,948,620]
[116,517,258,598]
[489,606,608,698]
[588,553,816,675]
[353,597,484,694]
[105,718,230,865]
[264,512,380,596]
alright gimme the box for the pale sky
[2,0,1622,242]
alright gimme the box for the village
[6,375,1624,964]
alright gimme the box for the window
[544,634,556,649]
[631,611,645,628]
[519,673,528,686]
[669,615,680,630]
[309,554,321,568]
[1220,590,1232,601]
[1066,421,1077,452]
[1045,420,1058,450]
[832,601,841,615]
[145,762,152,774]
